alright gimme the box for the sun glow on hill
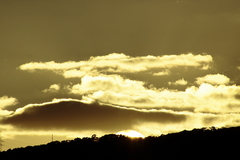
[116,130,145,138]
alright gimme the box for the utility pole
[52,134,53,142]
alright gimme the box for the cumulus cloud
[0,96,18,117]
[66,74,240,113]
[196,74,230,85]
[185,83,240,113]
[19,53,213,78]
[168,78,188,86]
[0,96,18,109]
[42,84,61,93]
[70,74,146,95]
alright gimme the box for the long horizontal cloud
[1,99,186,132]
[2,98,240,137]
[19,53,213,78]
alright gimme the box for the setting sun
[116,130,145,138]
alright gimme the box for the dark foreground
[1,126,240,159]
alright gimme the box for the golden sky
[1,0,240,150]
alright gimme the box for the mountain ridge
[1,126,240,159]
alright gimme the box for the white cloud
[19,53,213,78]
[196,74,230,85]
[67,74,240,113]
[70,74,146,95]
[0,96,17,117]
[185,83,240,113]
[0,96,18,109]
[19,61,85,71]
[168,78,188,85]
[42,84,61,93]
[62,69,87,78]
[153,70,170,76]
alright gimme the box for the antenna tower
[0,132,3,152]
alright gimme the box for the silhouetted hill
[1,126,240,159]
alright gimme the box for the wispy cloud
[19,53,213,78]
[152,70,170,76]
[168,78,188,86]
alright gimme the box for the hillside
[1,126,240,159]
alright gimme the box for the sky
[1,0,240,150]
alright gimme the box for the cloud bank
[1,53,239,138]
[1,98,186,132]
[1,98,240,136]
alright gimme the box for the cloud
[168,78,188,86]
[1,99,186,132]
[42,84,61,93]
[185,83,240,113]
[1,98,240,138]
[19,53,213,78]
[196,74,230,85]
[0,96,18,109]
[66,74,240,113]
[19,61,84,71]
[70,74,146,95]
[62,69,87,78]
[14,53,240,137]
[0,96,18,117]
[133,112,240,135]
[153,70,170,76]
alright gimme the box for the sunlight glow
[116,130,145,138]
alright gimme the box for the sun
[116,130,145,138]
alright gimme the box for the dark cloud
[234,94,240,100]
[1,100,186,132]
[203,116,219,126]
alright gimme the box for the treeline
[1,126,240,159]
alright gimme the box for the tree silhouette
[1,126,240,159]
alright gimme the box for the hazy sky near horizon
[1,0,240,150]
